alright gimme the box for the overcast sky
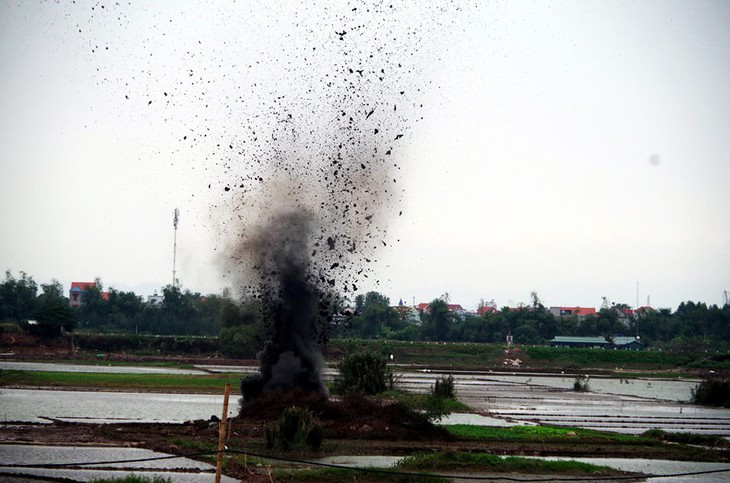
[1,1,728,311]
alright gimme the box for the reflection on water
[0,388,235,423]
[1,363,728,437]
[0,361,207,375]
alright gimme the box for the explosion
[207,4,460,403]
[70,1,460,402]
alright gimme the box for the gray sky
[1,1,728,311]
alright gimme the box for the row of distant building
[69,282,651,321]
[391,299,652,324]
[68,282,163,308]
[69,282,643,349]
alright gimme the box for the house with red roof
[477,299,498,316]
[477,305,498,316]
[416,302,468,321]
[548,306,597,319]
[69,281,109,308]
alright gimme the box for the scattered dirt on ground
[239,389,452,441]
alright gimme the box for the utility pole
[172,208,179,288]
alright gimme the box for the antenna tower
[724,290,729,307]
[601,296,610,310]
[172,208,179,288]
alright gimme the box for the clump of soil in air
[230,4,460,404]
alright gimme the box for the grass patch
[21,358,198,370]
[443,424,655,445]
[90,476,171,483]
[525,346,691,369]
[0,370,240,393]
[171,438,217,451]
[642,429,730,448]
[399,451,615,475]
[271,466,447,482]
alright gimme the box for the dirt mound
[238,389,451,441]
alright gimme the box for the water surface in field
[0,444,237,482]
[1,360,206,375]
[2,362,728,436]
[0,388,236,424]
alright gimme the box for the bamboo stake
[215,382,231,483]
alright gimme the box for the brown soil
[239,389,452,441]
[2,388,729,482]
[1,341,724,480]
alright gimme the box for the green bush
[265,406,323,451]
[433,374,457,399]
[0,322,22,334]
[333,351,395,395]
[573,375,590,392]
[219,324,259,358]
[691,376,730,407]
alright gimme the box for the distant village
[67,281,648,350]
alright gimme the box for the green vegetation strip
[643,429,730,448]
[0,370,240,393]
[21,358,197,369]
[443,424,656,445]
[525,346,691,367]
[399,451,614,475]
[90,477,172,483]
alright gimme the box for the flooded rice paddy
[0,444,237,482]
[0,388,237,424]
[2,362,729,436]
[0,360,207,375]
[1,361,730,481]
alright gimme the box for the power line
[3,448,730,481]
[0,449,218,468]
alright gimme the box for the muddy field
[2,388,729,482]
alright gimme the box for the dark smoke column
[240,210,328,402]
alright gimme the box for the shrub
[573,375,590,392]
[219,325,259,358]
[0,322,22,334]
[265,406,323,451]
[433,374,457,399]
[333,351,395,395]
[691,376,730,407]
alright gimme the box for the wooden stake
[215,382,231,483]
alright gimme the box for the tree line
[2,270,729,353]
[0,271,231,337]
[333,292,730,349]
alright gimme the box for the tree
[0,270,38,322]
[219,295,266,357]
[220,324,260,358]
[513,325,541,344]
[348,291,398,338]
[421,298,452,341]
[32,303,77,338]
[76,278,107,330]
[37,279,67,309]
[32,279,75,338]
[106,288,145,333]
